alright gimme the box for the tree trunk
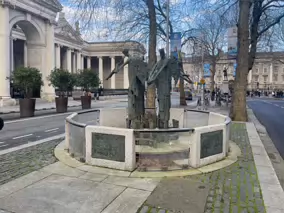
[210,62,216,92]
[230,0,251,121]
[178,55,187,106]
[179,78,187,106]
[145,0,157,128]
[248,1,261,71]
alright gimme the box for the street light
[166,0,170,58]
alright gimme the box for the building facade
[0,0,145,106]
[183,52,284,91]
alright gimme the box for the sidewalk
[0,96,127,114]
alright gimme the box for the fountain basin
[65,108,231,172]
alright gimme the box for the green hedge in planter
[48,68,76,97]
[8,67,43,98]
[76,69,100,94]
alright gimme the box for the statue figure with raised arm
[148,49,191,128]
[106,49,149,129]
[147,49,183,128]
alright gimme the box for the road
[247,98,284,158]
[0,101,127,151]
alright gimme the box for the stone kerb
[85,125,136,171]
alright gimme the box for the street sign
[228,27,238,59]
[170,32,181,59]
[204,64,211,77]
[200,79,205,85]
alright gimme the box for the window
[263,76,268,82]
[255,68,259,73]
[282,75,284,81]
[273,74,278,82]
[263,68,267,73]
[274,66,279,73]
[254,76,259,82]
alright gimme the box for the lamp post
[166,0,170,58]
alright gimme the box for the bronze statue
[106,49,149,129]
[223,67,228,81]
[148,48,190,128]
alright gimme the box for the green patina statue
[106,49,149,129]
[148,48,190,128]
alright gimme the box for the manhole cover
[198,185,206,189]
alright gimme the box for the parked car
[185,90,193,100]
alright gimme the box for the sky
[59,0,284,53]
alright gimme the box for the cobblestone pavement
[0,139,61,186]
[138,123,266,213]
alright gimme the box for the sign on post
[228,27,238,59]
[233,63,237,77]
[203,64,211,77]
[170,32,181,59]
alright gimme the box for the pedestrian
[0,117,4,130]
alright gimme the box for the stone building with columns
[0,0,145,106]
[183,52,284,91]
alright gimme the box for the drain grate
[268,153,276,160]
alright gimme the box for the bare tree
[230,0,251,121]
[191,0,284,121]
[195,12,228,92]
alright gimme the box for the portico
[0,0,145,106]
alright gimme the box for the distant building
[0,1,145,106]
[183,52,284,90]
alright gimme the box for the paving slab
[78,172,108,182]
[0,174,126,213]
[0,170,51,199]
[101,188,151,213]
[145,178,209,213]
[103,176,160,191]
[77,165,131,177]
[41,162,86,177]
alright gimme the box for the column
[72,52,76,73]
[0,6,11,99]
[111,56,116,89]
[87,57,91,69]
[269,62,273,88]
[55,44,61,68]
[81,55,84,69]
[24,41,28,66]
[248,70,252,89]
[10,37,14,71]
[123,56,129,88]
[76,51,81,71]
[66,48,72,72]
[43,22,56,101]
[98,56,103,86]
